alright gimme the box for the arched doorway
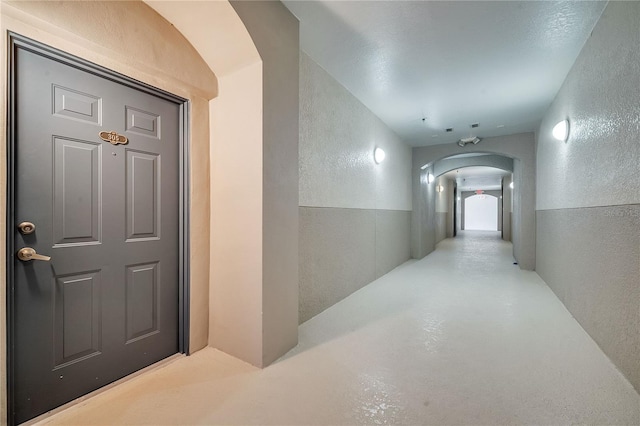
[411,134,535,270]
[464,193,499,231]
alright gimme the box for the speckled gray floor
[37,231,640,425]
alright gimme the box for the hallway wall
[502,175,512,242]
[434,176,452,244]
[536,1,640,392]
[299,53,412,323]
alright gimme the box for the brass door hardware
[99,131,128,145]
[17,247,51,262]
[18,221,36,235]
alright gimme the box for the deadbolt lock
[17,247,51,262]
[18,221,36,235]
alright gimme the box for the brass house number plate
[99,131,128,145]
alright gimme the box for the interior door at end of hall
[12,44,181,423]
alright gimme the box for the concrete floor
[36,231,640,425]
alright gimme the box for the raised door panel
[53,85,102,125]
[125,262,160,343]
[126,106,160,139]
[53,137,102,247]
[126,150,160,241]
[53,271,102,368]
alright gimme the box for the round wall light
[427,173,435,184]
[374,147,386,164]
[552,119,569,142]
[509,181,514,189]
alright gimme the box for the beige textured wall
[229,1,300,367]
[145,1,279,368]
[153,0,299,369]
[0,0,221,421]
[145,0,260,79]
[209,62,264,367]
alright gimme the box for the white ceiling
[283,0,607,147]
[443,166,510,192]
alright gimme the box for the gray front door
[11,39,182,424]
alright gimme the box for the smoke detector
[457,136,481,147]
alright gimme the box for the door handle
[17,247,51,262]
[18,221,36,235]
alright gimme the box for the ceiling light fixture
[374,147,386,164]
[552,119,569,142]
[457,136,481,147]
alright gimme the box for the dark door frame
[453,186,457,237]
[6,33,191,425]
[501,181,504,240]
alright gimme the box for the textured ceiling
[283,0,607,147]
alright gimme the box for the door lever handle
[17,247,51,262]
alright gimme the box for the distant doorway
[464,194,498,231]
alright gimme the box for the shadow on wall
[281,259,421,358]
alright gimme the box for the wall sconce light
[427,173,435,184]
[374,147,386,164]
[436,185,444,193]
[552,119,569,142]
[420,164,428,170]
[457,197,461,201]
[509,181,514,189]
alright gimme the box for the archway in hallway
[411,133,536,270]
[433,160,512,242]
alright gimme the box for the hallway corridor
[37,232,640,425]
